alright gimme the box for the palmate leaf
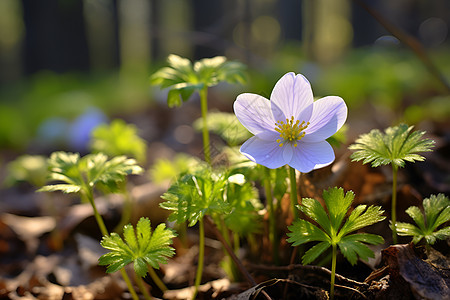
[224,174,263,236]
[287,187,385,266]
[160,167,231,226]
[90,119,147,164]
[397,194,450,245]
[150,54,246,107]
[99,217,176,277]
[349,124,434,168]
[38,151,143,195]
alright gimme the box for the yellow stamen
[274,117,309,147]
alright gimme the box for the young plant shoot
[349,124,435,243]
[38,152,143,299]
[287,187,385,300]
[150,54,246,164]
[99,217,176,294]
[396,194,450,249]
[233,72,347,219]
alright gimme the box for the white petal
[302,96,347,143]
[240,136,286,169]
[289,141,335,173]
[270,72,314,122]
[234,93,276,135]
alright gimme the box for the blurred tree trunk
[0,0,24,83]
[302,0,352,65]
[82,0,120,71]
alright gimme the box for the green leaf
[99,217,176,276]
[150,54,246,107]
[298,198,332,236]
[287,187,385,266]
[286,219,330,246]
[160,167,231,226]
[224,174,263,236]
[193,112,251,146]
[396,194,450,245]
[338,205,386,238]
[349,124,435,168]
[39,151,143,196]
[323,187,354,232]
[149,153,202,184]
[302,241,331,265]
[90,119,147,164]
[4,155,48,187]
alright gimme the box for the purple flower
[233,72,347,172]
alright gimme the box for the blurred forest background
[0,0,449,159]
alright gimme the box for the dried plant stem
[289,167,299,219]
[391,165,398,244]
[263,167,279,264]
[199,87,211,164]
[84,189,139,300]
[192,218,205,300]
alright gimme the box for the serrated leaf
[298,198,332,236]
[338,205,386,238]
[99,217,176,276]
[39,152,143,197]
[150,54,246,107]
[323,187,354,232]
[286,219,329,246]
[349,124,434,168]
[396,194,450,245]
[302,241,331,265]
[160,167,231,226]
[287,187,385,266]
[38,184,81,194]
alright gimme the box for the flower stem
[192,218,205,300]
[263,167,279,264]
[147,266,168,292]
[391,165,398,244]
[84,189,139,300]
[289,166,299,219]
[199,87,211,165]
[330,244,337,300]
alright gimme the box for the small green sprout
[4,155,48,187]
[150,54,246,164]
[38,152,143,299]
[99,217,176,277]
[90,119,147,164]
[150,54,246,108]
[349,124,434,243]
[397,194,450,246]
[161,166,230,298]
[287,187,385,300]
[38,152,143,196]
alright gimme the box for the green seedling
[287,187,385,300]
[150,54,246,164]
[397,194,450,249]
[349,124,434,243]
[161,166,230,299]
[38,151,143,300]
[90,119,147,232]
[90,119,147,164]
[99,217,176,294]
[4,155,48,187]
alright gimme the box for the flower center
[274,116,309,147]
